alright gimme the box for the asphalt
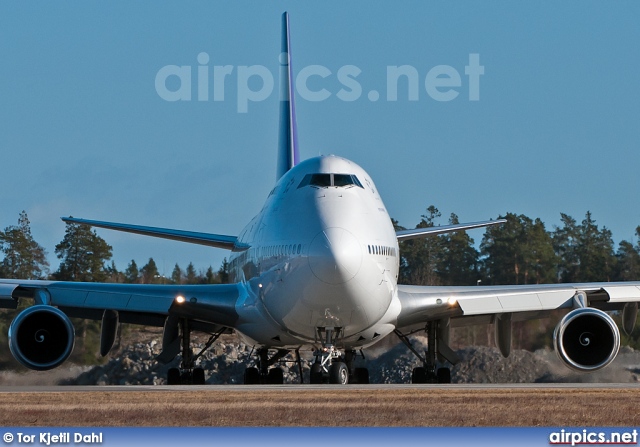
[1,382,639,392]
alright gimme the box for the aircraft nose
[308,227,362,285]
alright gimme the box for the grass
[0,388,639,426]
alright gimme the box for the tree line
[6,208,637,287]
[395,206,640,286]
[0,212,230,285]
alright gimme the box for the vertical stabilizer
[276,12,299,180]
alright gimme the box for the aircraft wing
[0,278,246,368]
[0,279,243,329]
[396,219,507,241]
[396,282,640,330]
[62,217,241,250]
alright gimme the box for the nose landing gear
[310,327,343,384]
[310,327,369,385]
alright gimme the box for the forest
[1,208,639,367]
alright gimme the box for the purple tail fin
[276,12,300,180]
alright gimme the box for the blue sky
[1,2,639,276]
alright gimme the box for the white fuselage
[229,155,401,349]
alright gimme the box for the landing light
[447,297,457,306]
[176,295,186,304]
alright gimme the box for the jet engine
[553,307,620,372]
[8,305,75,371]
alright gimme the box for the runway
[2,382,640,393]
[1,384,639,426]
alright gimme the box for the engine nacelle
[8,305,75,371]
[553,307,620,372]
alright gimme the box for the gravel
[53,335,640,385]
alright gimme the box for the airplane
[2,12,640,385]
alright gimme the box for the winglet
[276,11,300,181]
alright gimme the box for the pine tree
[437,213,479,285]
[140,258,159,283]
[615,240,640,281]
[54,219,112,282]
[106,261,124,283]
[185,262,197,284]
[124,260,139,283]
[171,263,183,284]
[218,258,230,284]
[0,211,49,279]
[526,218,558,284]
[480,213,557,285]
[481,213,525,284]
[553,211,616,282]
[205,266,218,284]
[552,213,580,282]
[398,205,443,285]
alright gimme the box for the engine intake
[553,307,620,372]
[8,305,75,371]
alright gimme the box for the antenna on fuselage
[276,11,300,181]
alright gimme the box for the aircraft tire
[244,367,260,385]
[193,367,206,385]
[353,367,370,384]
[167,368,181,385]
[329,362,349,385]
[267,367,284,385]
[436,367,451,384]
[310,363,323,384]
[411,367,428,384]
[180,371,192,384]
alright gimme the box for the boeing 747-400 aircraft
[1,13,639,385]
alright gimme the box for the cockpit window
[298,174,331,188]
[310,174,332,187]
[334,174,364,188]
[333,174,353,187]
[298,173,364,189]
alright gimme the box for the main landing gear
[395,320,459,384]
[164,319,225,385]
[243,348,296,385]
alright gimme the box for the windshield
[298,173,364,189]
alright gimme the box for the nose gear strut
[310,327,350,384]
